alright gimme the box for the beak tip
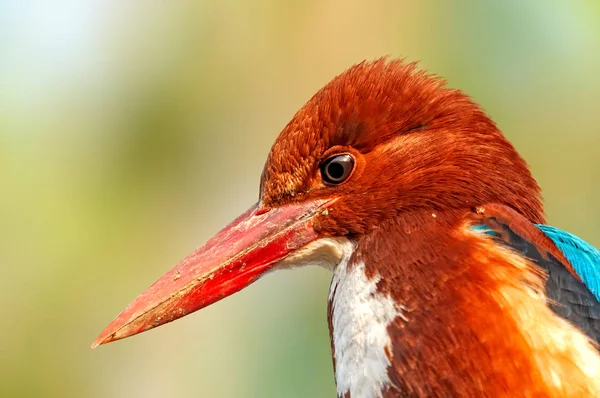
[91,329,116,349]
[90,338,102,349]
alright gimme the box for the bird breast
[327,238,406,398]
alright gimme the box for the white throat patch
[279,237,406,398]
[328,242,406,398]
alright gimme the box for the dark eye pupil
[321,154,354,184]
[327,162,345,180]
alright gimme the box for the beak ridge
[92,200,331,348]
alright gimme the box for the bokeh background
[1,1,599,397]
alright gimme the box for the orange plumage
[95,59,600,397]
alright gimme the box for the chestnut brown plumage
[261,59,544,235]
[94,59,600,398]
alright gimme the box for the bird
[93,59,600,397]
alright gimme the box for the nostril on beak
[255,207,271,216]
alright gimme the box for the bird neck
[327,211,600,398]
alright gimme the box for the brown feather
[358,210,599,397]
[256,59,599,397]
[473,203,581,281]
[260,59,544,237]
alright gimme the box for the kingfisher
[93,59,600,397]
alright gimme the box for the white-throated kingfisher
[94,59,600,397]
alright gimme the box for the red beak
[92,200,331,348]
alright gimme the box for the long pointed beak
[92,199,332,348]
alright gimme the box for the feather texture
[474,223,600,302]
[472,221,600,343]
[536,225,600,302]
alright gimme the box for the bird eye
[320,154,355,184]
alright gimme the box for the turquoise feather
[536,224,600,302]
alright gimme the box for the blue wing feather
[535,225,600,302]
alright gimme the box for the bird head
[93,59,543,347]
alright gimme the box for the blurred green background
[1,1,599,397]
